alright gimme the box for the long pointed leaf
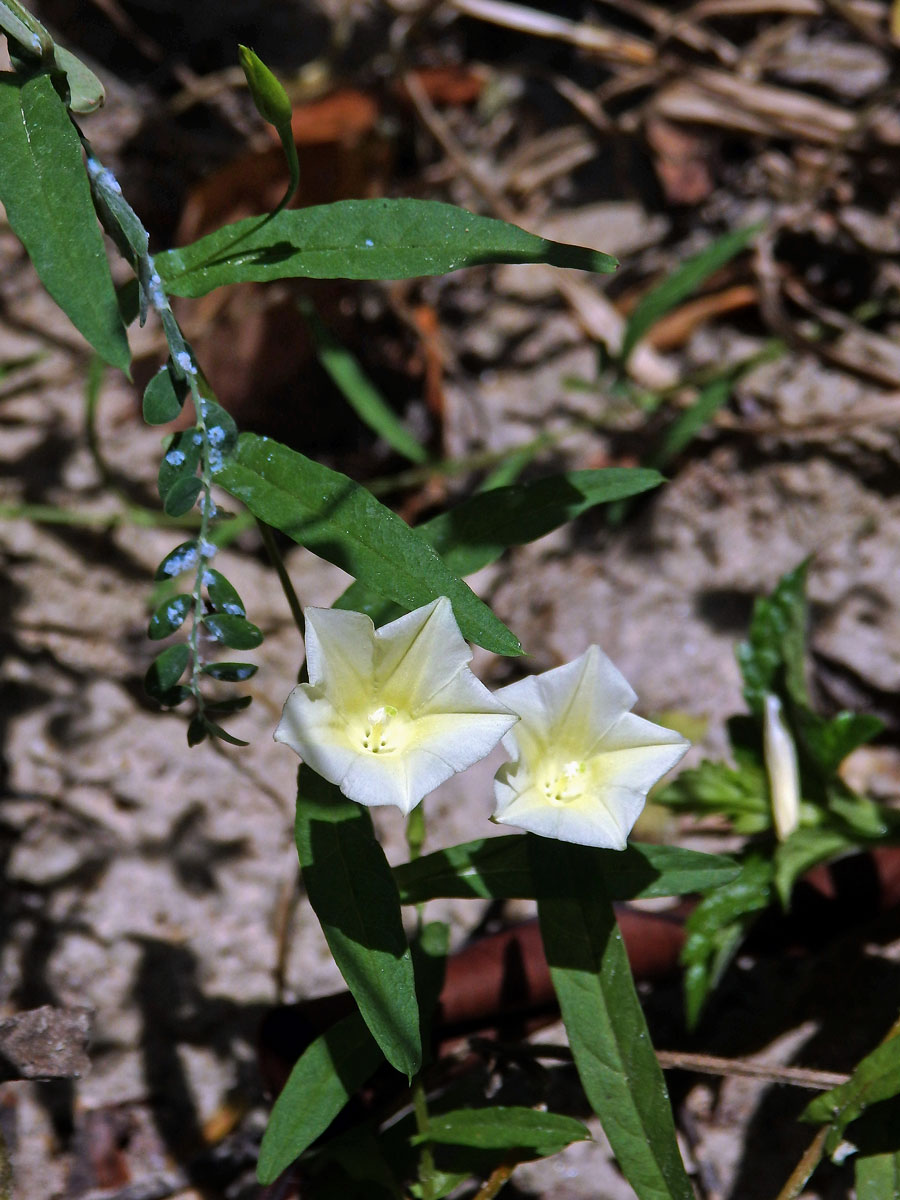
[393,836,739,904]
[295,767,421,1078]
[257,1011,383,1184]
[214,433,520,655]
[532,837,693,1200]
[0,73,129,371]
[335,468,662,624]
[155,199,617,297]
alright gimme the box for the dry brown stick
[603,0,740,62]
[655,1050,848,1091]
[446,0,656,64]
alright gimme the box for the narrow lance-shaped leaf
[335,468,663,623]
[532,837,694,1200]
[256,1011,384,1185]
[0,73,129,371]
[295,766,422,1078]
[802,1031,900,1155]
[155,198,617,297]
[214,433,521,656]
[393,836,739,905]
[412,1108,591,1155]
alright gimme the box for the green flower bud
[238,44,292,130]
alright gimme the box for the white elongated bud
[763,693,801,841]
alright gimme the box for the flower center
[541,759,587,805]
[360,705,401,754]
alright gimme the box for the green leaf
[773,826,857,907]
[394,836,740,905]
[411,920,449,1064]
[826,789,892,840]
[0,73,129,371]
[800,711,885,777]
[148,593,192,640]
[852,1097,900,1199]
[301,297,428,463]
[681,854,773,1027]
[155,199,618,297]
[204,568,246,617]
[201,661,258,681]
[856,1149,900,1200]
[257,1011,384,1184]
[198,715,249,746]
[143,363,186,424]
[295,766,421,1077]
[0,1,53,59]
[199,397,238,455]
[652,374,733,469]
[51,44,105,114]
[803,1034,900,1155]
[655,759,771,835]
[187,714,208,746]
[413,1107,590,1155]
[158,431,201,507]
[215,433,520,656]
[532,838,693,1200]
[163,474,202,517]
[144,643,190,700]
[621,224,761,363]
[737,560,810,718]
[202,613,263,649]
[155,540,199,581]
[335,468,663,624]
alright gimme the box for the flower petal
[338,754,415,812]
[492,773,637,849]
[274,684,359,786]
[535,645,637,754]
[376,597,473,710]
[411,710,517,772]
[304,607,374,711]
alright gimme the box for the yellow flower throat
[361,705,400,755]
[542,759,587,805]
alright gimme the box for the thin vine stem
[411,1076,437,1200]
[257,517,305,640]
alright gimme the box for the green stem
[257,518,305,640]
[84,354,113,491]
[411,1076,437,1200]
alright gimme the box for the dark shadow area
[131,936,269,1197]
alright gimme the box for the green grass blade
[621,224,761,364]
